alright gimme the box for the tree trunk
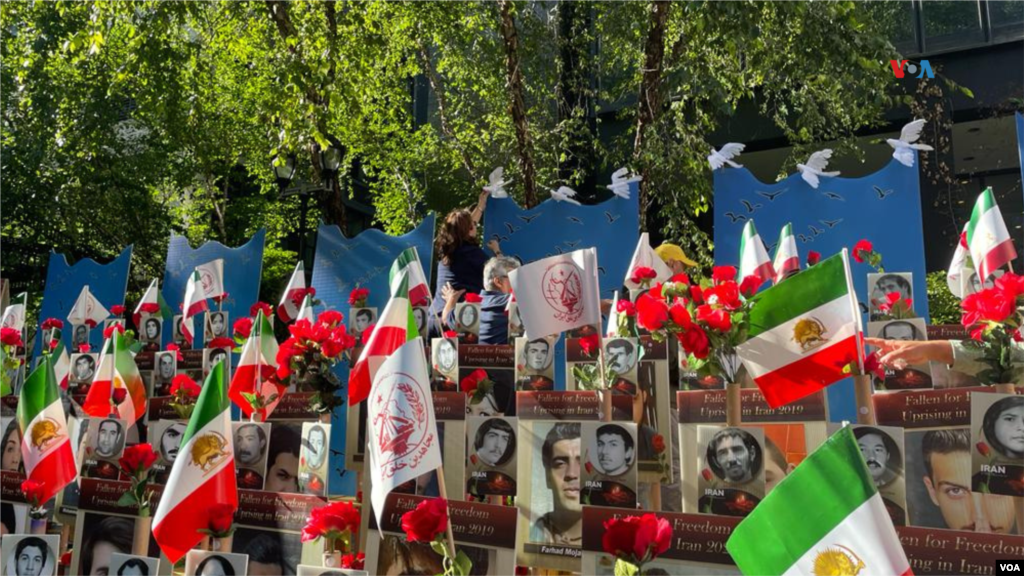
[556,2,596,198]
[632,1,671,232]
[497,0,538,208]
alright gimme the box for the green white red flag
[772,223,800,283]
[946,224,970,298]
[133,279,172,328]
[349,268,419,405]
[17,355,78,504]
[727,426,911,576]
[153,361,237,563]
[389,247,431,308]
[277,262,307,322]
[228,311,282,420]
[82,331,147,424]
[296,293,315,323]
[736,252,861,408]
[49,328,70,390]
[67,285,109,328]
[181,269,208,346]
[739,220,775,287]
[967,187,1017,281]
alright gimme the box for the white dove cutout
[550,186,582,205]
[708,143,745,171]
[484,166,510,198]
[606,167,642,199]
[887,119,934,168]
[797,149,840,189]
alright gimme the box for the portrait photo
[581,422,638,508]
[348,308,376,336]
[150,420,187,485]
[455,302,480,337]
[431,337,459,391]
[905,428,1018,534]
[852,424,906,525]
[139,317,162,345]
[604,338,639,396]
[524,421,581,547]
[2,416,24,473]
[867,319,932,391]
[412,306,429,336]
[184,550,249,576]
[514,336,556,391]
[150,351,177,396]
[961,268,1004,297]
[696,425,765,516]
[71,323,90,352]
[72,514,137,576]
[82,417,127,480]
[298,422,330,496]
[0,502,27,536]
[507,302,524,340]
[466,416,517,497]
[70,353,98,384]
[867,272,913,321]
[172,315,188,346]
[2,534,58,576]
[264,423,302,494]
[373,534,494,576]
[232,422,270,491]
[971,392,1024,497]
[204,311,229,344]
[203,347,232,379]
[108,554,159,576]
[231,527,301,576]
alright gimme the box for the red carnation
[807,251,821,266]
[110,305,126,316]
[677,326,710,359]
[41,318,64,330]
[463,293,483,304]
[629,266,658,284]
[119,443,158,476]
[635,293,669,332]
[701,468,713,482]
[697,305,731,333]
[233,318,253,340]
[317,310,344,328]
[208,503,235,534]
[250,302,274,319]
[852,239,873,263]
[79,343,91,353]
[739,275,761,298]
[579,333,600,357]
[669,273,690,285]
[443,330,458,338]
[208,337,235,349]
[140,303,161,315]
[170,374,201,398]
[401,497,448,543]
[668,300,691,330]
[616,300,636,317]
[689,285,705,305]
[21,479,47,508]
[712,266,737,285]
[349,287,370,306]
[103,323,125,339]
[460,369,488,395]
[166,343,184,361]
[1,327,23,348]
[341,552,365,570]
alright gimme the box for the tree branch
[415,37,479,181]
[497,0,538,207]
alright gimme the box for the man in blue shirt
[441,255,520,344]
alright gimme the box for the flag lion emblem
[30,418,66,451]
[792,317,828,351]
[541,262,584,323]
[190,432,230,472]
[812,544,865,576]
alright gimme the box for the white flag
[67,286,109,327]
[368,337,442,533]
[605,290,620,337]
[623,233,673,290]
[195,259,226,300]
[277,262,306,322]
[508,248,602,340]
[1,292,27,331]
[947,224,969,298]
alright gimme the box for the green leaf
[453,550,473,576]
[614,558,640,576]
[116,492,137,508]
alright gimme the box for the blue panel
[33,247,134,362]
[160,230,266,349]
[713,157,929,422]
[310,215,437,496]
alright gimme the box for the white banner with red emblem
[507,247,602,340]
[367,337,442,532]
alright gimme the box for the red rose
[317,310,344,327]
[443,330,458,338]
[806,251,821,266]
[585,461,594,474]
[469,453,478,465]
[41,318,64,330]
[616,300,636,317]
[21,479,46,507]
[112,388,127,404]
[249,302,273,319]
[669,273,690,285]
[976,442,991,458]
[707,282,741,310]
[170,374,201,398]
[103,323,125,339]
[463,293,483,304]
[995,272,1024,301]
[636,293,669,332]
[60,552,71,567]
[110,305,126,316]
[970,288,1014,324]
[689,284,705,305]
[401,497,449,542]
[460,369,488,395]
[648,282,664,300]
[579,334,600,357]
[652,434,666,454]
[697,304,731,333]
[668,300,691,330]
[208,503,235,534]
[119,443,158,476]
[301,501,361,543]
[853,239,873,263]
[79,343,91,352]
[630,266,658,284]
[140,303,161,315]
[712,266,737,285]
[701,468,713,482]
[863,351,885,381]
[0,327,23,347]
[601,513,671,562]
[349,287,370,306]
[739,275,761,298]
[341,552,365,570]
[233,318,253,340]
[677,326,710,359]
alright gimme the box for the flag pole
[434,465,459,559]
[591,249,612,422]
[842,249,876,425]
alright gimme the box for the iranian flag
[277,262,307,322]
[82,331,147,424]
[967,187,1017,281]
[349,268,419,405]
[736,252,860,408]
[228,311,282,420]
[181,269,209,346]
[133,279,171,328]
[153,361,237,563]
[390,247,431,308]
[296,293,315,323]
[605,290,620,337]
[17,355,77,504]
[739,220,775,287]
[67,285,109,328]
[49,328,71,390]
[1,292,27,331]
[772,223,800,284]
[727,426,911,576]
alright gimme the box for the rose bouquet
[959,272,1024,384]
[276,311,357,414]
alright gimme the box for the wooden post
[132,516,152,555]
[650,482,662,511]
[725,382,742,427]
[853,375,876,425]
[434,466,459,559]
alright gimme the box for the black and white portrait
[868,272,913,321]
[2,534,58,576]
[604,338,639,396]
[204,347,231,378]
[455,303,480,336]
[232,528,301,576]
[94,418,126,459]
[696,425,766,516]
[82,417,127,480]
[205,312,229,343]
[349,308,376,336]
[581,422,638,508]
[705,427,762,485]
[184,550,249,576]
[431,337,458,389]
[854,426,904,488]
[526,422,582,547]
[154,420,187,465]
[298,422,329,496]
[108,554,159,576]
[412,307,428,336]
[172,315,188,345]
[71,353,97,384]
[72,323,90,352]
[140,317,162,344]
[471,417,516,468]
[867,319,932,390]
[962,268,1004,297]
[971,392,1024,498]
[515,336,555,391]
[152,351,177,396]
[233,422,270,491]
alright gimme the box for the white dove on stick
[797,149,840,189]
[708,143,746,171]
[606,167,642,199]
[550,186,582,206]
[483,167,510,198]
[887,119,934,168]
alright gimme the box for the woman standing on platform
[431,190,501,335]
